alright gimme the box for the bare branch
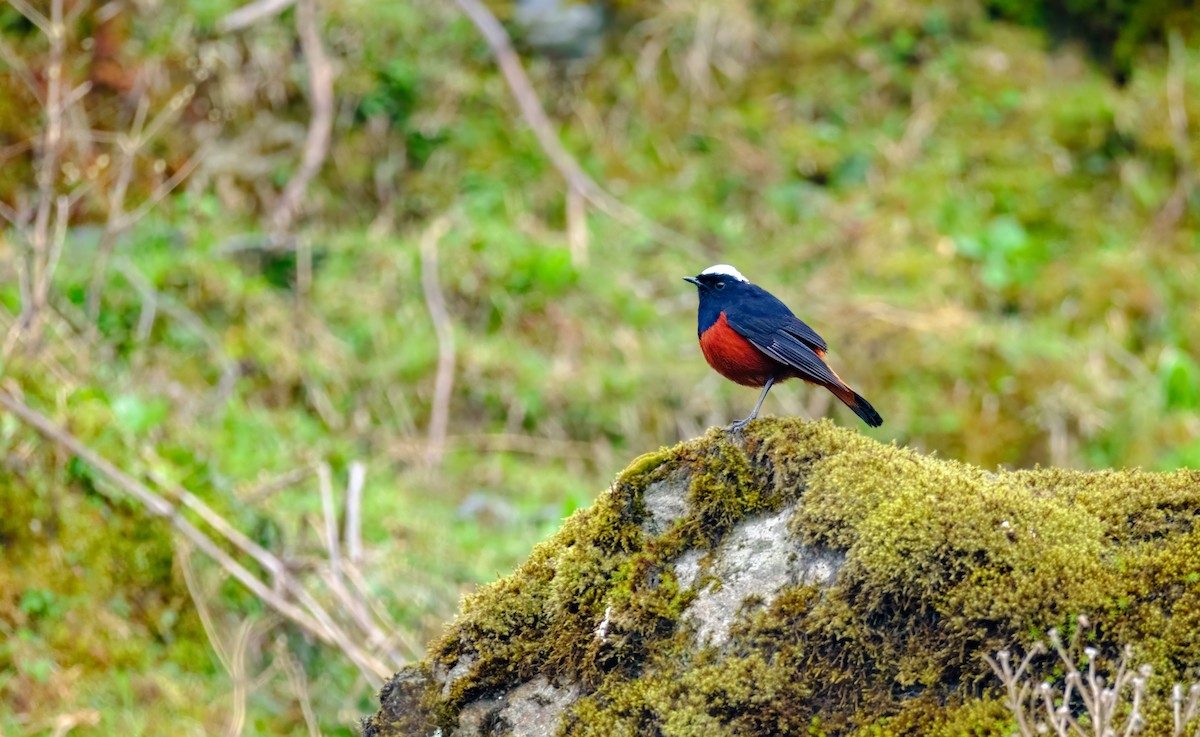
[0,389,393,684]
[270,0,334,236]
[451,0,701,256]
[0,389,307,623]
[20,0,67,346]
[0,197,20,227]
[140,456,395,683]
[418,216,455,467]
[60,80,92,111]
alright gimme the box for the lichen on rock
[364,418,1200,736]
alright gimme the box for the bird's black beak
[683,276,700,286]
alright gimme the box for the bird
[684,264,883,430]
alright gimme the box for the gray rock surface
[457,677,580,737]
[674,505,844,646]
[639,470,691,536]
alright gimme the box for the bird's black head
[683,264,751,294]
[684,264,753,333]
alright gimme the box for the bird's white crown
[700,264,748,282]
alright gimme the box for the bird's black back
[696,277,828,355]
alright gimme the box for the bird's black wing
[780,314,827,354]
[725,311,843,387]
[739,284,828,353]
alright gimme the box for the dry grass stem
[419,215,455,467]
[1151,30,1193,237]
[317,463,344,586]
[344,460,365,564]
[87,85,205,324]
[277,637,324,737]
[567,185,588,266]
[13,0,67,349]
[240,465,317,504]
[145,457,397,682]
[180,543,252,737]
[270,0,334,236]
[47,710,100,737]
[219,0,298,32]
[315,463,403,663]
[0,389,395,685]
[1172,683,1200,737]
[983,618,1200,737]
[451,0,701,256]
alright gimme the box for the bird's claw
[726,418,752,433]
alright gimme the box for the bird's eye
[715,281,725,290]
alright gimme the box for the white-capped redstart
[685,264,883,429]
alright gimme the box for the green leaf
[1159,347,1200,411]
[112,394,170,435]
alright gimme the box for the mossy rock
[363,418,1200,736]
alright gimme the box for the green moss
[372,418,1200,735]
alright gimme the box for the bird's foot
[726,417,753,433]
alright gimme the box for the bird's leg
[728,376,775,432]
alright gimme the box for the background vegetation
[0,0,1197,734]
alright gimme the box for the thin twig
[219,0,298,32]
[451,0,701,256]
[310,471,399,663]
[87,91,148,323]
[317,463,344,592]
[567,185,587,266]
[181,542,234,672]
[140,456,395,682]
[180,543,251,737]
[0,36,42,102]
[240,465,315,505]
[419,216,455,467]
[276,637,324,737]
[341,561,423,661]
[114,145,208,230]
[7,0,51,35]
[114,258,239,402]
[0,389,391,684]
[225,618,255,737]
[344,460,365,564]
[1152,30,1193,237]
[18,0,66,347]
[270,0,334,236]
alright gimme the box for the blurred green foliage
[985,0,1199,80]
[1,0,1199,733]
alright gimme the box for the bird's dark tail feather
[830,385,884,427]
